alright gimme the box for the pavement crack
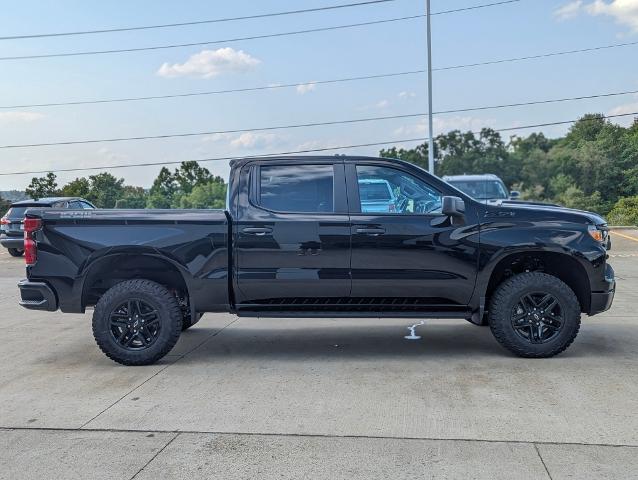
[129,432,179,480]
[534,443,554,480]
[79,317,238,430]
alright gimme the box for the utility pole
[426,0,435,174]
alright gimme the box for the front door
[347,162,479,307]
[234,161,351,305]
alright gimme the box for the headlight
[588,224,607,243]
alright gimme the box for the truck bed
[25,209,230,314]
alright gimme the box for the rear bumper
[1,235,23,249]
[18,280,58,311]
[589,264,615,315]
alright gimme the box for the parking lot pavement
[1,230,638,479]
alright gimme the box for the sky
[0,0,637,190]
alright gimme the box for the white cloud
[607,101,638,125]
[554,0,584,20]
[586,0,638,32]
[296,82,317,94]
[0,111,45,123]
[157,48,261,79]
[202,132,285,150]
[376,99,390,108]
[554,0,638,32]
[230,132,284,149]
[608,101,638,116]
[394,116,496,137]
[398,91,417,99]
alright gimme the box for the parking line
[611,231,638,243]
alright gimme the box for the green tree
[115,186,148,209]
[60,177,90,198]
[86,172,125,208]
[147,167,177,208]
[25,172,59,200]
[608,196,638,226]
[173,161,213,195]
[0,195,11,217]
[179,180,227,209]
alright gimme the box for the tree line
[16,161,227,210]
[2,113,638,224]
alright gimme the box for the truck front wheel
[489,272,581,358]
[92,280,182,366]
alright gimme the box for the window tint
[80,201,94,209]
[356,165,442,214]
[7,207,27,219]
[68,201,82,209]
[259,165,334,213]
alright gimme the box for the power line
[0,1,522,61]
[0,0,522,42]
[433,88,638,115]
[4,52,638,109]
[434,40,638,71]
[0,112,427,149]
[4,89,638,149]
[1,112,635,177]
[0,0,400,40]
[0,70,427,109]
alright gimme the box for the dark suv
[1,197,95,256]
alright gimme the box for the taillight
[23,218,42,265]
[0,217,9,225]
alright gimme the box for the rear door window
[258,165,335,213]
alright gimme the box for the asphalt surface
[1,231,637,479]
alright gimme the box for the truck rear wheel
[92,280,182,366]
[489,272,581,358]
[8,248,23,257]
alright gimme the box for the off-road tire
[489,272,581,358]
[92,280,182,366]
[8,248,23,257]
[182,312,202,331]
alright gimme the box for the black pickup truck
[18,156,615,365]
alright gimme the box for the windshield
[447,180,509,200]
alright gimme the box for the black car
[1,197,95,256]
[17,157,614,365]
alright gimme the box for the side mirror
[510,190,521,200]
[441,196,465,218]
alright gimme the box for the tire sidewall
[490,273,581,357]
[93,281,181,364]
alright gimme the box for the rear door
[234,160,351,305]
[347,161,480,307]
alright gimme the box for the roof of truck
[229,155,392,168]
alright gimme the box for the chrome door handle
[356,227,385,236]
[242,227,273,236]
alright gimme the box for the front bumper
[18,279,58,311]
[1,234,24,249]
[589,264,615,315]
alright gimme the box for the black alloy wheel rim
[510,292,564,344]
[109,299,161,350]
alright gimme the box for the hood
[492,201,607,226]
